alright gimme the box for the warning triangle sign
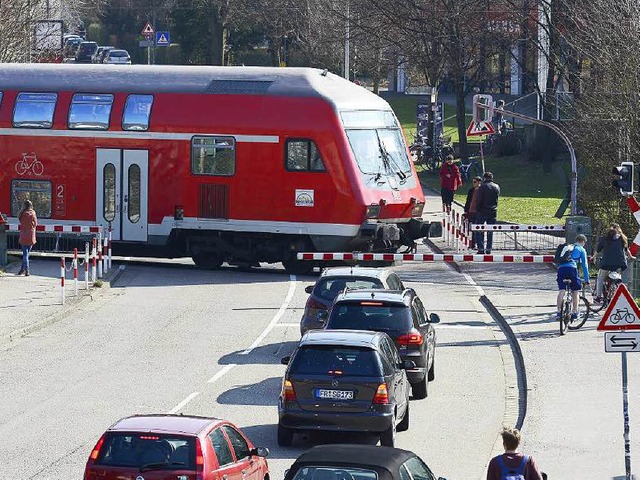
[466,120,496,137]
[597,283,640,331]
[141,22,154,35]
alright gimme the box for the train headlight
[366,204,381,219]
[411,201,425,217]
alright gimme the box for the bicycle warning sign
[598,283,640,331]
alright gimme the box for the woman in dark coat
[18,200,37,276]
[595,223,635,301]
[463,176,482,250]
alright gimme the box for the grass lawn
[417,155,568,225]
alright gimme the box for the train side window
[122,94,153,131]
[286,139,325,172]
[13,92,57,129]
[191,136,236,176]
[69,93,114,130]
[11,179,52,218]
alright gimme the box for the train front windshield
[341,110,413,187]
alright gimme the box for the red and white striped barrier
[297,252,554,263]
[6,224,102,233]
[627,197,640,256]
[470,224,565,231]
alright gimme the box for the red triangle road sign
[597,283,640,331]
[141,22,154,35]
[466,120,496,137]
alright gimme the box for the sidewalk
[0,256,98,345]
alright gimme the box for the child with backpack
[486,427,544,480]
[554,234,590,321]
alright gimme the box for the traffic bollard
[60,257,65,305]
[73,248,78,297]
[98,231,103,279]
[91,237,97,284]
[108,226,112,270]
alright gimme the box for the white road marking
[207,363,237,383]
[239,275,297,355]
[168,391,200,414]
[462,272,486,296]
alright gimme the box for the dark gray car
[300,267,404,336]
[278,330,412,448]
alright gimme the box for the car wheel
[277,423,294,447]
[412,375,428,399]
[397,403,410,432]
[428,355,435,381]
[380,415,396,447]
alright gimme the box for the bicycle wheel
[568,296,590,330]
[560,293,570,335]
[409,145,423,166]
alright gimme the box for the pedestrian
[439,154,462,212]
[594,223,635,302]
[486,427,544,480]
[17,200,37,276]
[463,176,482,250]
[556,234,590,321]
[495,99,507,135]
[475,171,500,254]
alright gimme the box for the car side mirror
[280,356,291,365]
[250,447,269,457]
[402,360,416,369]
[429,313,441,323]
[317,310,328,323]
[304,285,314,294]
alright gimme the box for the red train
[0,64,438,274]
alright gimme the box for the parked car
[300,267,405,336]
[63,37,82,57]
[84,414,269,480]
[104,49,131,64]
[92,46,114,63]
[284,444,446,480]
[97,46,115,64]
[322,289,439,399]
[278,329,411,448]
[75,41,98,63]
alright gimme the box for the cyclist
[556,234,590,321]
[594,223,635,303]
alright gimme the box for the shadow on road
[218,341,299,366]
[217,377,281,406]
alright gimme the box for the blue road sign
[155,31,170,46]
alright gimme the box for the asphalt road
[0,260,509,480]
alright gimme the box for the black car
[284,444,446,480]
[321,289,439,400]
[75,41,98,63]
[278,330,411,448]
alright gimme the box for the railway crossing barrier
[297,252,555,263]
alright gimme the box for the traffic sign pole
[622,352,632,480]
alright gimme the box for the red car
[84,414,269,480]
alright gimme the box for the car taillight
[373,383,389,404]
[282,379,296,402]
[195,438,204,478]
[397,332,424,346]
[89,435,105,460]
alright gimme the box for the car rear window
[292,466,378,480]
[327,303,412,333]
[95,433,195,470]
[314,277,383,301]
[111,51,128,57]
[290,346,382,377]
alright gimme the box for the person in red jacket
[439,154,462,212]
[486,427,544,480]
[17,200,37,276]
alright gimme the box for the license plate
[316,389,354,400]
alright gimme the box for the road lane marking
[239,274,297,355]
[207,363,236,383]
[462,272,486,296]
[168,391,200,414]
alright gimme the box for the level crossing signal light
[612,162,635,195]
[472,94,494,124]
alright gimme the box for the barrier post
[73,248,78,296]
[108,225,112,270]
[102,232,108,275]
[60,257,65,305]
[85,242,90,290]
[91,237,97,283]
[0,212,7,267]
[98,231,103,279]
[455,212,461,252]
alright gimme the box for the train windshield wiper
[377,134,407,183]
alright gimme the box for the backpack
[554,243,576,264]
[497,455,528,480]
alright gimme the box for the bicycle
[560,280,591,334]
[459,157,481,182]
[579,271,623,325]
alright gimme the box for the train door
[96,149,149,242]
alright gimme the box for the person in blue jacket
[556,234,590,321]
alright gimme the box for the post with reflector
[612,162,635,196]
